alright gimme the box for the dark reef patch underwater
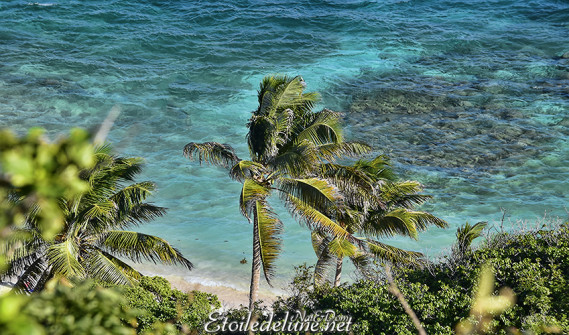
[1,0,568,290]
[342,64,569,171]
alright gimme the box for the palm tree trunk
[249,210,261,311]
[334,256,343,287]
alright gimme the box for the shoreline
[135,263,284,309]
[0,274,280,310]
[159,274,278,310]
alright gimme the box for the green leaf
[239,179,271,220]
[183,142,240,168]
[99,230,193,270]
[254,200,283,285]
[46,239,85,278]
[84,247,139,285]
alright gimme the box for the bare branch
[385,264,426,335]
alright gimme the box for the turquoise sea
[1,0,568,294]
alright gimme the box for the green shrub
[1,279,140,335]
[121,276,220,333]
[271,224,569,334]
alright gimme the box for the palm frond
[365,208,420,239]
[319,162,374,188]
[364,239,424,265]
[328,237,357,258]
[13,256,50,293]
[97,248,142,280]
[46,239,85,278]
[296,91,319,115]
[379,180,425,203]
[84,153,143,184]
[98,231,193,270]
[455,221,487,254]
[354,155,397,182]
[93,143,113,156]
[349,251,372,274]
[108,157,145,182]
[111,181,156,209]
[390,194,433,209]
[274,108,295,141]
[84,247,140,285]
[293,109,344,146]
[254,200,283,285]
[107,182,166,229]
[230,160,266,182]
[115,203,166,228]
[283,193,354,243]
[277,177,340,212]
[19,203,42,230]
[2,248,44,279]
[0,228,38,254]
[412,211,448,230]
[318,163,383,211]
[83,200,116,222]
[239,179,270,220]
[316,141,372,162]
[269,141,319,177]
[256,75,318,118]
[183,142,240,169]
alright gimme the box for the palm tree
[312,156,447,286]
[454,221,487,256]
[2,146,192,292]
[184,75,370,310]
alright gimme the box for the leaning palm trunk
[334,257,343,287]
[249,211,261,311]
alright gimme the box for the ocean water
[1,0,568,294]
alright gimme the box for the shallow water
[1,0,568,292]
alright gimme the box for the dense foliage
[272,224,569,334]
[3,279,140,335]
[120,276,220,333]
[0,128,94,268]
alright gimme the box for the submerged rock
[345,86,554,173]
[349,87,461,115]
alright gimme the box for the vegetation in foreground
[0,129,210,335]
[263,222,569,334]
[4,220,566,335]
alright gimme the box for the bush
[1,279,140,335]
[121,276,220,333]
[271,224,569,334]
